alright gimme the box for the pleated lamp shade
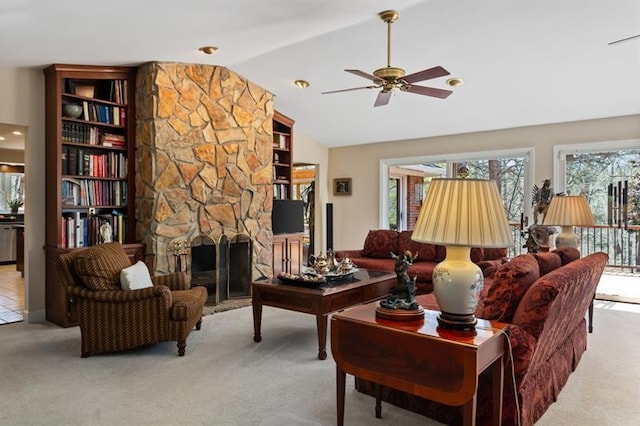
[543,195,596,227]
[543,194,595,249]
[411,178,513,248]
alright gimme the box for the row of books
[273,183,289,200]
[81,101,127,126]
[60,211,127,249]
[62,178,127,207]
[62,146,127,178]
[273,132,290,150]
[62,122,126,146]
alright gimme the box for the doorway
[0,123,26,324]
[293,163,317,264]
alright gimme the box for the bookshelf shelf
[44,63,139,327]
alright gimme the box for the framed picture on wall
[333,178,352,196]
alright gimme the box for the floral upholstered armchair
[57,242,207,357]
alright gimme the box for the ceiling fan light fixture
[294,79,310,89]
[446,77,464,87]
[198,46,218,55]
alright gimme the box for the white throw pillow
[120,261,153,291]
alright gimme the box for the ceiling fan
[322,9,455,107]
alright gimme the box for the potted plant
[7,198,23,213]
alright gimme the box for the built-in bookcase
[272,111,294,200]
[43,64,141,327]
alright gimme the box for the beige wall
[327,115,640,250]
[0,67,46,322]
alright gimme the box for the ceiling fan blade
[405,84,453,99]
[374,91,392,107]
[345,69,379,81]
[321,85,378,94]
[403,66,450,84]
[608,34,640,45]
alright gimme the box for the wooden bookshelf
[43,64,140,327]
[272,111,294,200]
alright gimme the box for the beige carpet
[1,301,638,425]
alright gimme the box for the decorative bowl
[62,103,83,118]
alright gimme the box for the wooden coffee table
[252,269,396,360]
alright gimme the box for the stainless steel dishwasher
[0,224,17,263]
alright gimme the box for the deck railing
[509,224,640,273]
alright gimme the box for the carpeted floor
[1,301,638,425]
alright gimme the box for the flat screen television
[272,199,304,234]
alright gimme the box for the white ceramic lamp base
[555,226,579,249]
[432,246,484,330]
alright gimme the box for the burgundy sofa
[356,247,609,426]
[335,229,508,294]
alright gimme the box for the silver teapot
[338,256,354,273]
[308,254,330,274]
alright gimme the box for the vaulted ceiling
[1,0,638,150]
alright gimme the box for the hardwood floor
[0,264,24,324]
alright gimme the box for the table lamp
[543,194,595,249]
[411,178,513,330]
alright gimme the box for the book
[82,101,89,121]
[61,146,68,175]
[75,212,84,248]
[68,148,77,176]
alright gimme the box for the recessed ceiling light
[198,46,218,55]
[12,131,23,135]
[446,78,464,87]
[0,136,5,140]
[294,80,310,89]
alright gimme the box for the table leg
[588,298,594,333]
[337,366,346,426]
[462,395,477,426]
[375,383,382,418]
[492,355,504,426]
[316,314,328,360]
[252,302,262,342]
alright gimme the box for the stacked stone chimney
[135,62,274,279]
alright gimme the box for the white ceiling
[1,0,639,150]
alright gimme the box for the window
[555,140,640,225]
[380,148,532,230]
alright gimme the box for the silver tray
[307,268,359,282]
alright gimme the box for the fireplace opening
[181,234,252,305]
[228,234,252,298]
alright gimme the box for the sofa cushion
[531,252,562,276]
[483,247,508,261]
[435,245,447,262]
[477,254,540,322]
[74,242,132,291]
[398,230,438,262]
[470,247,484,263]
[553,247,580,265]
[362,230,399,259]
[508,325,537,378]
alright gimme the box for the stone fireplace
[135,62,275,282]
